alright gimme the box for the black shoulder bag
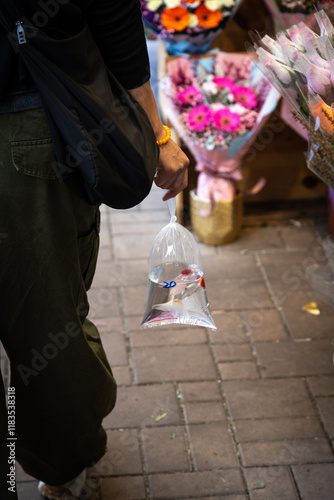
[0,6,159,209]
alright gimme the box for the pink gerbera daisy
[177,85,203,105]
[187,105,212,131]
[212,77,235,91]
[232,85,258,109]
[213,108,241,132]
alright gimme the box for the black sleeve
[83,0,150,90]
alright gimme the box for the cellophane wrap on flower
[162,51,280,212]
[250,8,334,188]
[140,0,244,55]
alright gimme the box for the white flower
[229,103,247,115]
[147,0,163,10]
[204,0,225,11]
[188,13,199,28]
[202,81,219,95]
[164,0,181,8]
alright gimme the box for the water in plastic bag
[141,199,217,329]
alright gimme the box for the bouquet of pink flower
[251,8,334,188]
[140,0,244,55]
[163,52,280,211]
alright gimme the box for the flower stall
[142,0,332,245]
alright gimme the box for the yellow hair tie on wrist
[156,125,171,146]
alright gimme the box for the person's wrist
[156,125,171,146]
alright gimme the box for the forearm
[128,81,166,141]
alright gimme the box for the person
[0,1,189,499]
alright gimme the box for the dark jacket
[0,0,150,100]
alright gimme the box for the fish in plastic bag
[141,199,217,330]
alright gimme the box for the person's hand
[154,138,189,201]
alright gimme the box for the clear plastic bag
[141,199,217,329]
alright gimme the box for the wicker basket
[190,190,243,245]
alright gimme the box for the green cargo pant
[0,107,117,495]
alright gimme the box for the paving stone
[307,376,334,396]
[243,308,288,341]
[292,463,334,500]
[188,422,239,469]
[103,384,181,429]
[214,342,253,362]
[126,315,144,331]
[112,366,132,386]
[129,327,207,348]
[94,259,149,288]
[87,287,121,318]
[93,317,124,335]
[280,226,319,250]
[132,345,217,384]
[196,240,219,256]
[100,333,128,366]
[15,462,35,482]
[17,481,45,500]
[234,416,325,442]
[258,250,315,291]
[149,469,245,498]
[206,279,272,311]
[142,425,190,473]
[122,285,148,317]
[221,226,285,252]
[240,438,333,466]
[209,311,249,345]
[90,429,142,476]
[183,401,227,424]
[282,305,334,339]
[109,208,169,225]
[223,379,315,419]
[113,233,156,260]
[96,246,112,262]
[244,466,299,500]
[201,253,261,280]
[316,397,334,438]
[101,476,146,500]
[218,361,259,380]
[255,340,334,378]
[180,497,247,500]
[273,290,313,310]
[179,381,222,402]
[111,221,166,236]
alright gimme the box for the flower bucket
[190,190,243,245]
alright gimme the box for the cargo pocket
[11,138,58,180]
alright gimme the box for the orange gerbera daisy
[161,7,190,31]
[182,0,203,3]
[195,4,222,28]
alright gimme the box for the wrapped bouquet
[140,0,244,55]
[251,8,334,188]
[163,51,280,213]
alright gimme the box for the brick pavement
[4,185,334,499]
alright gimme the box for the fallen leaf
[170,432,176,439]
[154,412,167,423]
[250,481,266,490]
[302,302,320,315]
